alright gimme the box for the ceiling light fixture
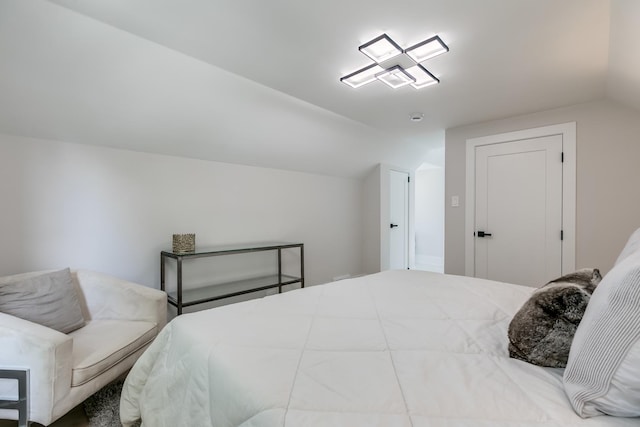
[404,35,449,63]
[359,34,403,63]
[340,33,448,90]
[376,65,416,89]
[340,63,384,88]
[406,64,439,89]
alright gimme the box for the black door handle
[477,231,492,237]
[390,223,399,228]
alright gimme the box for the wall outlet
[451,195,460,207]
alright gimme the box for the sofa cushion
[0,268,86,334]
[69,319,157,386]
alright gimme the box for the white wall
[414,165,444,272]
[362,165,381,274]
[445,99,640,276]
[0,134,363,288]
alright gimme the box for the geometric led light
[404,35,449,63]
[340,32,448,90]
[406,64,440,89]
[376,65,416,89]
[340,63,385,88]
[359,34,403,63]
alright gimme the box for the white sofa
[0,269,167,425]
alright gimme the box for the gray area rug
[83,379,140,427]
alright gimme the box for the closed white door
[474,135,563,286]
[389,170,409,270]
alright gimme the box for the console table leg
[278,248,282,293]
[0,369,29,427]
[300,244,305,288]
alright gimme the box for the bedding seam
[280,285,323,426]
[369,279,415,427]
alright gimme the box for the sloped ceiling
[0,0,637,178]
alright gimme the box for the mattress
[120,270,638,426]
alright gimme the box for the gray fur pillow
[507,268,602,368]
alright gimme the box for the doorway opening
[414,149,445,273]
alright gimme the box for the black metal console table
[161,242,304,314]
[0,368,29,427]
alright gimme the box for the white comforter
[120,270,639,426]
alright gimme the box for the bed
[120,235,640,426]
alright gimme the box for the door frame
[380,164,414,270]
[388,169,410,270]
[464,122,576,277]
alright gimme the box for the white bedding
[120,270,639,426]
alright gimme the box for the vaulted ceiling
[0,0,637,178]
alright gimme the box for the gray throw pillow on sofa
[507,268,602,368]
[0,268,86,333]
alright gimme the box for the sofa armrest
[0,313,73,423]
[74,270,167,330]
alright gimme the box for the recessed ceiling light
[409,112,424,122]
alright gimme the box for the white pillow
[615,227,640,266]
[563,250,640,417]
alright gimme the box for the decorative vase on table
[172,233,195,253]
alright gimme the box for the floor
[1,371,128,427]
[0,403,89,427]
[414,254,444,273]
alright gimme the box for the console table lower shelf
[166,274,302,312]
[161,242,304,314]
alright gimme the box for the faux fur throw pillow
[508,268,602,368]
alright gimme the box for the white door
[474,135,563,286]
[389,170,409,269]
